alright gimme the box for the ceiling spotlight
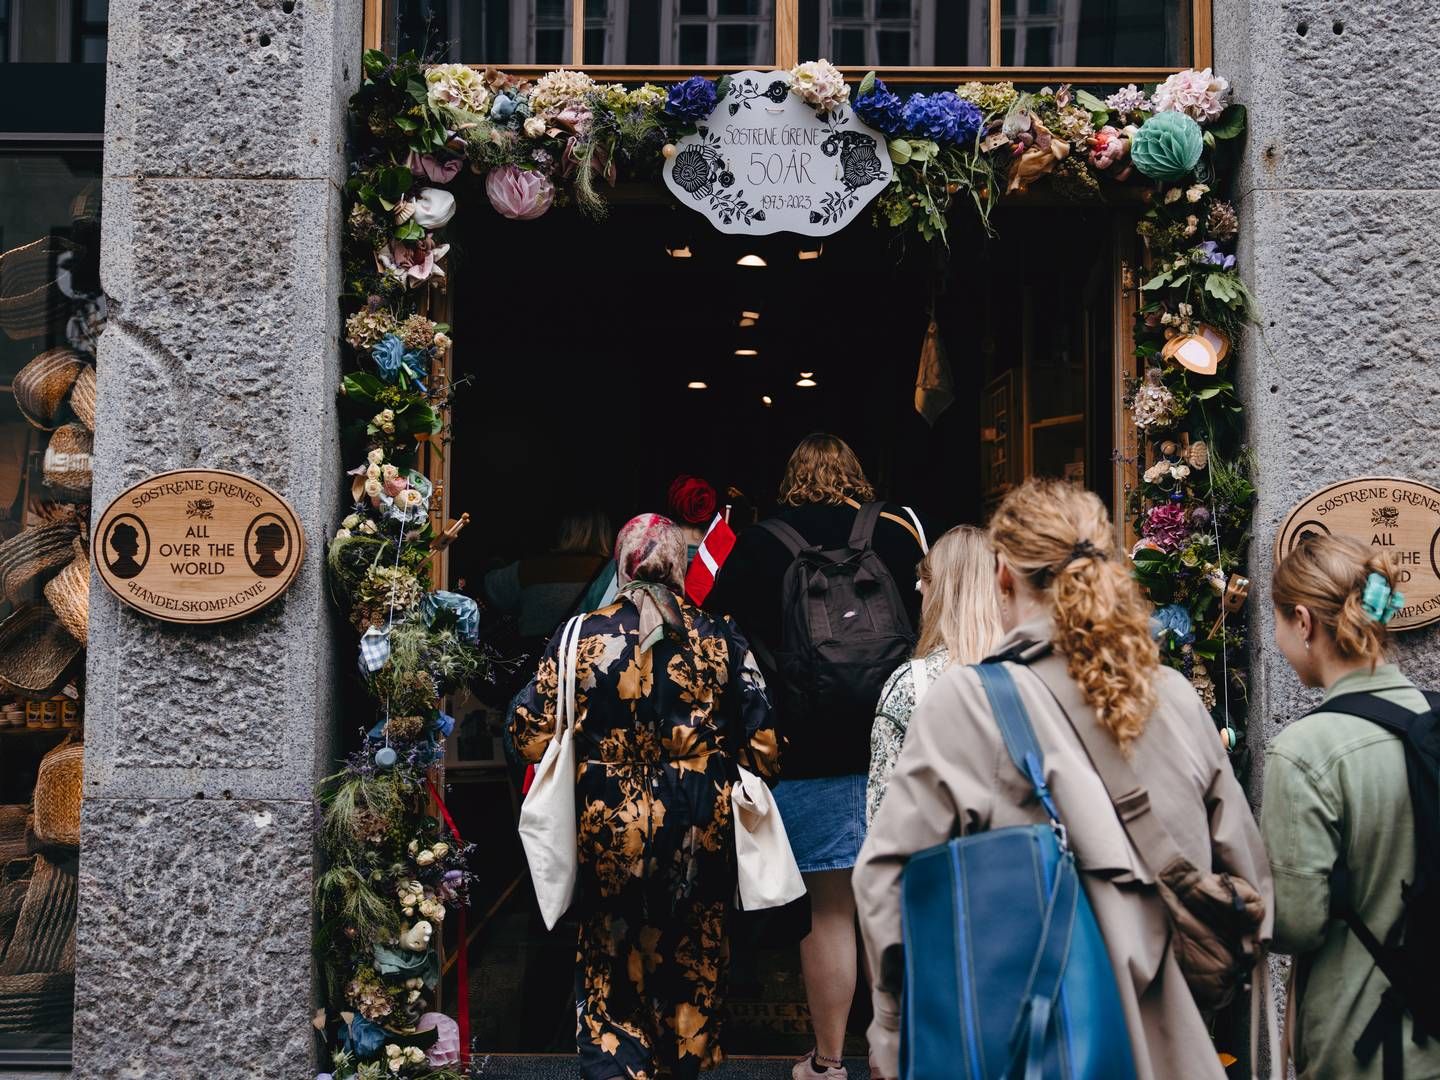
[687,380,708,390]
[667,244,693,258]
[797,244,824,261]
[761,395,773,406]
[734,348,758,357]
[795,372,817,388]
[738,310,760,327]
[737,254,767,267]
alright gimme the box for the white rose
[342,513,361,530]
[367,448,384,465]
[381,422,396,435]
[1164,187,1183,204]
[412,187,457,229]
[381,464,400,482]
[1186,184,1209,203]
[431,842,449,857]
[406,1045,426,1062]
[385,1044,403,1058]
[366,465,381,481]
[433,332,452,352]
[360,520,378,535]
[416,849,435,866]
[388,1061,403,1075]
[380,408,395,423]
[407,840,420,855]
[364,478,383,498]
[334,528,352,539]
[1171,464,1191,480]
[523,116,547,138]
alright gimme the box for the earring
[1304,639,1311,651]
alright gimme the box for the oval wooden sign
[1274,476,1440,631]
[93,469,305,624]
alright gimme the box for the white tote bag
[518,614,583,930]
[732,765,806,911]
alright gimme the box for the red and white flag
[685,513,737,606]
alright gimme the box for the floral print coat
[509,593,780,1080]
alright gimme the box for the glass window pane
[1002,0,1189,67]
[717,0,759,15]
[81,35,107,63]
[585,0,608,17]
[714,22,757,64]
[584,26,606,59]
[398,0,574,64]
[678,22,708,64]
[802,0,988,67]
[82,0,108,22]
[680,0,707,13]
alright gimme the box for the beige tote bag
[518,614,583,930]
[731,767,806,911]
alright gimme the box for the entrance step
[467,1055,871,1078]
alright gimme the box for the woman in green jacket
[1262,533,1438,1079]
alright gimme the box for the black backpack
[757,503,916,776]
[1313,690,1440,1076]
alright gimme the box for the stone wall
[1213,0,1440,793]
[73,0,359,1075]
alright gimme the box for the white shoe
[791,1051,848,1080]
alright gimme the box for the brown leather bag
[1017,644,1267,1012]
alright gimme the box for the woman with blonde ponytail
[854,479,1271,1080]
[1262,533,1439,1080]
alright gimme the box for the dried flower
[345,307,398,351]
[1131,369,1181,430]
[433,331,452,353]
[425,63,491,114]
[1105,83,1152,118]
[1164,187,1184,204]
[955,80,1018,116]
[1143,501,1192,552]
[522,115,548,139]
[399,314,436,350]
[1186,183,1209,203]
[529,68,596,119]
[1207,200,1239,241]
[1186,440,1210,470]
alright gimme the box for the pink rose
[485,164,554,221]
[407,150,464,184]
[382,476,408,498]
[1089,125,1131,174]
[377,237,450,287]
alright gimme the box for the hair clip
[1361,571,1404,625]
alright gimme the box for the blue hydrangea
[855,79,905,136]
[900,91,984,146]
[665,76,718,122]
[1151,603,1194,646]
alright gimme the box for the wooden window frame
[366,0,1211,81]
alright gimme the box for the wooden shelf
[0,726,72,736]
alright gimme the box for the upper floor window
[392,0,1197,70]
[0,0,108,64]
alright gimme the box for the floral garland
[324,52,1255,1074]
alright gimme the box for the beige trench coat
[853,619,1274,1079]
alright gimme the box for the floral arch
[315,55,1253,1078]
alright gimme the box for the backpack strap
[1310,690,1431,732]
[848,501,885,551]
[901,505,929,554]
[757,517,810,558]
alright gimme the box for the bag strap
[555,614,584,738]
[1016,643,1196,884]
[1009,853,1082,1080]
[900,505,929,554]
[910,657,929,702]
[757,517,810,558]
[848,501,884,551]
[974,662,1064,832]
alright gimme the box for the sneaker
[791,1051,848,1080]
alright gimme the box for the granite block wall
[74,0,360,1075]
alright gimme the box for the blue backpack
[898,662,1136,1080]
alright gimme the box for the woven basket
[42,423,91,499]
[31,741,81,848]
[43,541,88,646]
[0,238,77,298]
[13,348,85,431]
[69,364,96,431]
[0,521,81,605]
[0,604,82,701]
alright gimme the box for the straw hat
[0,237,76,298]
[42,423,91,500]
[69,364,96,431]
[0,238,77,345]
[13,349,86,431]
[31,740,82,848]
[0,604,82,700]
[43,540,88,645]
[0,521,82,605]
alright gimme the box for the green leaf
[376,164,413,206]
[342,373,386,403]
[1203,131,1216,149]
[1141,271,1173,291]
[1208,103,1247,141]
[715,74,732,101]
[1204,273,1241,303]
[392,218,425,242]
[1075,89,1109,114]
[362,50,389,79]
[394,115,420,133]
[858,71,877,99]
[406,76,429,106]
[888,138,912,164]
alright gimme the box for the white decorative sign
[662,70,893,236]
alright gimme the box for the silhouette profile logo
[103,515,149,579]
[245,514,293,579]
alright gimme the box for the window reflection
[581,0,774,67]
[0,0,108,63]
[1002,0,1187,67]
[797,0,989,68]
[398,0,574,66]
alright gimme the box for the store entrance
[439,199,1121,1055]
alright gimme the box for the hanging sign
[93,469,305,624]
[663,70,893,236]
[1275,476,1440,631]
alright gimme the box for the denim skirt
[772,773,868,873]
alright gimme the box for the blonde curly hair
[989,478,1159,753]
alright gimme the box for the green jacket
[1261,663,1440,1079]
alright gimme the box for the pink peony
[1151,68,1229,123]
[485,164,554,221]
[377,237,450,287]
[1088,125,1132,178]
[1143,502,1191,553]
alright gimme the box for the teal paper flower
[1131,111,1204,181]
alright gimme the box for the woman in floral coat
[510,513,781,1080]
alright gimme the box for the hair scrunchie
[1361,571,1404,625]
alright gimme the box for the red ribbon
[428,777,470,1066]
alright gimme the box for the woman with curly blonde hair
[854,478,1271,1080]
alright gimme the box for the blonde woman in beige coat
[853,478,1273,1080]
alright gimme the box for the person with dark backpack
[707,433,928,1080]
[1263,532,1440,1079]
